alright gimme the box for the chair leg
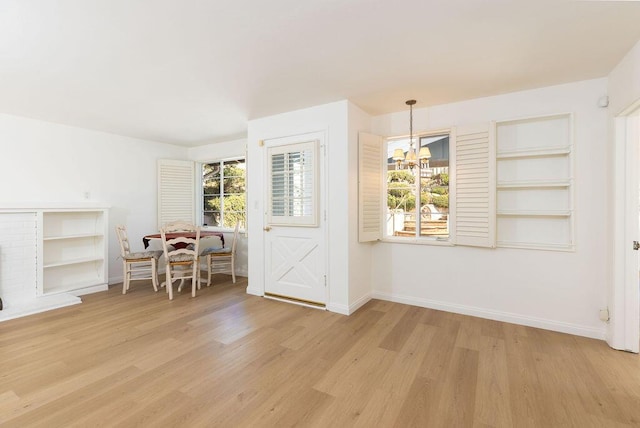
[122,260,128,294]
[231,256,236,284]
[191,263,197,298]
[166,264,173,300]
[151,258,158,292]
[207,255,212,287]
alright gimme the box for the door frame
[262,130,329,307]
[610,99,640,353]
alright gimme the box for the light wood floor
[1,277,640,427]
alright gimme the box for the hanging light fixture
[405,99,417,170]
[419,146,431,169]
[393,99,428,171]
[392,148,405,170]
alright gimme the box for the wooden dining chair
[116,225,163,294]
[200,220,240,287]
[160,221,201,300]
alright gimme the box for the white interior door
[264,134,326,305]
[613,107,640,353]
[625,112,640,352]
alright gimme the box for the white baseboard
[0,294,81,322]
[68,284,109,296]
[109,275,123,285]
[326,302,349,315]
[371,291,606,340]
[246,287,263,297]
[348,293,372,314]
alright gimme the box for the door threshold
[264,293,326,310]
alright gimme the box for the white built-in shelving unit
[0,203,108,322]
[495,114,574,251]
[39,209,108,295]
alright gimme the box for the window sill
[381,236,454,247]
[202,226,244,233]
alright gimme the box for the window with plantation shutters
[358,123,496,249]
[359,132,383,242]
[157,159,195,228]
[267,140,318,227]
[453,123,496,248]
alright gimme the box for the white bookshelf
[38,208,108,296]
[496,114,574,251]
[0,204,109,321]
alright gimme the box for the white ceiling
[1,0,640,146]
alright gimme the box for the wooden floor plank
[1,276,639,427]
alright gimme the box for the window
[358,124,495,248]
[385,133,450,240]
[268,140,318,226]
[202,158,246,228]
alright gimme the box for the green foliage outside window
[387,170,448,211]
[203,161,246,228]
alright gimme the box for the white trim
[371,291,606,340]
[0,202,110,210]
[348,293,372,314]
[109,275,124,285]
[246,286,263,297]
[67,284,108,296]
[326,302,349,315]
[0,294,81,323]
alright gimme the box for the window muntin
[202,159,246,228]
[385,133,450,239]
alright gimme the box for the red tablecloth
[143,231,225,249]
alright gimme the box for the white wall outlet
[599,308,610,322]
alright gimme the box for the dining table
[142,231,225,250]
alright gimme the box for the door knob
[264,226,272,232]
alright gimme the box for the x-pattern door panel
[267,234,323,303]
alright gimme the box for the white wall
[0,113,187,284]
[608,39,640,116]
[187,139,249,277]
[370,79,609,339]
[246,101,352,312]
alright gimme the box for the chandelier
[392,99,431,170]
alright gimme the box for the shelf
[495,114,573,252]
[496,179,570,189]
[43,280,106,296]
[43,233,104,241]
[497,210,571,217]
[496,146,570,159]
[43,256,104,269]
[497,240,574,252]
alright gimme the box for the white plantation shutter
[267,140,318,226]
[358,132,383,242]
[157,159,195,228]
[453,123,496,248]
